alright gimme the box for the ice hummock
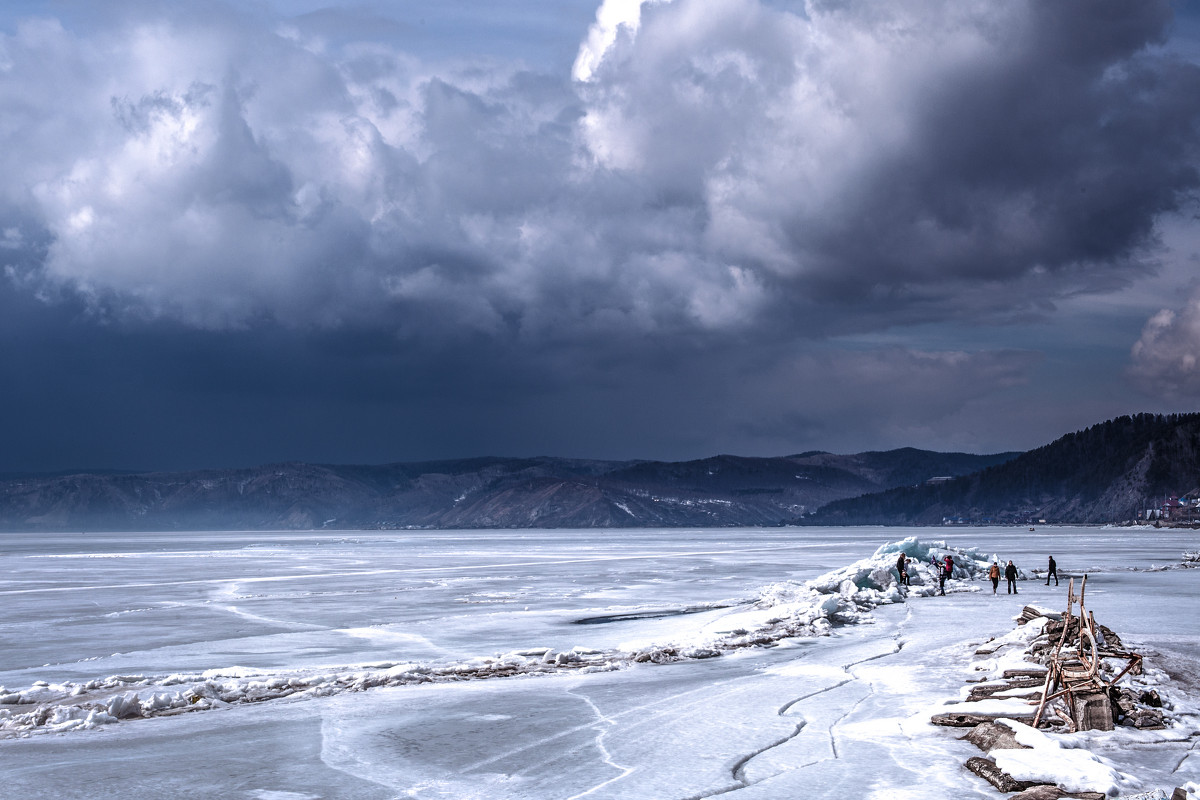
[0,536,992,738]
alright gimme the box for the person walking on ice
[988,560,1000,594]
[896,553,909,586]
[1046,555,1058,586]
[1005,559,1019,594]
[939,554,953,595]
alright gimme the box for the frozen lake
[1,526,1198,798]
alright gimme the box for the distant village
[923,475,1200,528]
[1140,492,1200,526]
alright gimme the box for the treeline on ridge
[803,413,1200,525]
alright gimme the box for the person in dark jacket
[1045,555,1058,586]
[939,555,953,595]
[896,553,909,586]
[1005,560,1019,594]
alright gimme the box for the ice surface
[0,526,1198,798]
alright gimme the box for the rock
[963,722,1032,752]
[1128,707,1165,729]
[1110,687,1138,714]
[1072,692,1113,732]
[1104,687,1165,728]
[965,756,1040,792]
[1096,624,1124,651]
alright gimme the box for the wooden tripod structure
[1032,575,1143,731]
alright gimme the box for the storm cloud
[1,0,1199,471]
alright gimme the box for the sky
[3,0,1200,473]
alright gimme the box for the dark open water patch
[573,605,732,625]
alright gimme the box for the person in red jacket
[939,554,953,595]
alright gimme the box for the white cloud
[1130,295,1200,397]
[572,0,673,83]
[0,0,1193,348]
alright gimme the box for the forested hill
[804,413,1200,526]
[0,449,1015,531]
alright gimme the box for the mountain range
[0,449,1015,531]
[3,412,1198,530]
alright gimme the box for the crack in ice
[731,720,808,785]
[459,673,753,775]
[562,687,636,800]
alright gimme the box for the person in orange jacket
[988,561,1000,594]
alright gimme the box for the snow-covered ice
[0,526,1198,798]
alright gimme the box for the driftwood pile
[931,576,1175,796]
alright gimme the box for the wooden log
[932,711,1036,727]
[968,690,1043,703]
[1003,668,1050,679]
[1017,605,1061,624]
[967,677,1045,701]
[1010,786,1106,800]
[988,677,1046,691]
[963,722,1032,753]
[965,757,1040,792]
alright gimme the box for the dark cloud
[1,0,1198,471]
[589,0,1200,329]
